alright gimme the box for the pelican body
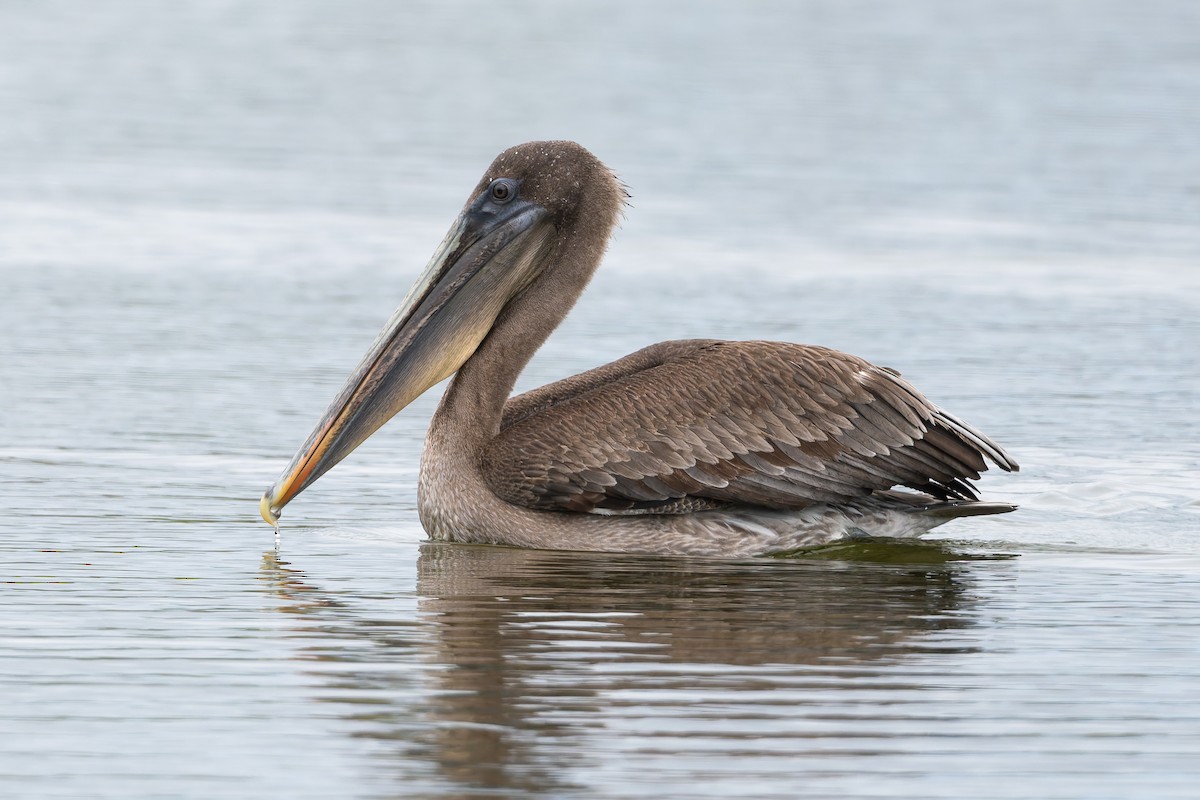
[261,141,1017,557]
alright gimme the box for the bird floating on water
[260,141,1018,557]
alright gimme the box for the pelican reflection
[261,544,1009,795]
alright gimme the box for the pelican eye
[489,179,516,204]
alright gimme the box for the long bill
[260,197,554,525]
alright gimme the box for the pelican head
[261,142,625,525]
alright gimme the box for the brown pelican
[260,141,1018,557]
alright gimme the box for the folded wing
[484,340,1018,514]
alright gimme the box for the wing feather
[483,340,1017,513]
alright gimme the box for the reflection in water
[262,544,1009,796]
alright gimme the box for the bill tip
[259,490,281,527]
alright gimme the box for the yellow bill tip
[260,489,281,527]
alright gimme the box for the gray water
[3,1,1199,798]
